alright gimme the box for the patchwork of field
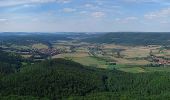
[50,42,170,73]
[4,40,170,73]
[111,57,150,65]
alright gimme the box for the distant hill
[0,33,71,46]
[83,32,170,46]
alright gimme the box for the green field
[143,67,170,72]
[115,66,145,73]
[72,56,108,68]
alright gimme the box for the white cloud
[57,0,71,3]
[0,0,71,7]
[84,3,100,10]
[91,12,105,18]
[85,4,93,8]
[123,0,170,5]
[145,8,170,19]
[115,17,138,23]
[124,0,161,3]
[62,8,76,13]
[0,18,8,22]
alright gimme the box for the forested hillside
[0,50,23,75]
[84,32,170,46]
[1,51,170,99]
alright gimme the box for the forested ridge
[0,33,71,46]
[1,51,170,99]
[83,32,170,46]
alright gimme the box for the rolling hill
[83,32,170,46]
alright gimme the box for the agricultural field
[2,39,170,73]
[50,41,170,73]
[32,43,48,49]
[115,65,146,73]
[1,33,170,73]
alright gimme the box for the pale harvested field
[21,55,32,58]
[103,44,129,49]
[103,44,161,58]
[53,45,70,50]
[52,52,90,58]
[32,43,48,49]
[122,47,150,58]
[110,57,150,65]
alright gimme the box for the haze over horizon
[0,0,170,32]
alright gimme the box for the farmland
[1,32,170,99]
[50,40,170,73]
[1,32,170,73]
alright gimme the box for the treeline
[83,32,170,46]
[1,53,170,99]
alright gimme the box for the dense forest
[0,50,23,75]
[1,50,170,99]
[83,32,170,46]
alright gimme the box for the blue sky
[0,0,170,32]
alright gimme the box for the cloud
[0,0,71,7]
[84,3,98,9]
[115,17,138,23]
[144,8,170,19]
[57,0,71,3]
[62,8,76,13]
[0,18,8,22]
[91,12,105,18]
[0,18,9,25]
[124,0,161,3]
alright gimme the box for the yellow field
[52,52,89,58]
[122,47,150,58]
[103,44,129,49]
[21,55,32,58]
[32,43,48,49]
[110,57,150,65]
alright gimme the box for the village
[0,46,66,61]
[150,56,170,66]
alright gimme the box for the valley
[1,32,170,99]
[1,32,170,73]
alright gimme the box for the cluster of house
[28,48,66,61]
[33,48,64,56]
[5,47,63,57]
[152,56,170,66]
[1,46,64,59]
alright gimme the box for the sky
[0,0,170,32]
